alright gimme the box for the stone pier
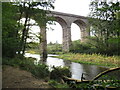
[40,26,47,58]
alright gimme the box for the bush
[31,64,50,78]
[50,66,71,82]
[70,40,95,54]
[47,43,62,54]
[88,37,120,55]
[49,80,69,88]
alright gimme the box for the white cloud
[53,0,90,16]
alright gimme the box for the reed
[52,53,120,68]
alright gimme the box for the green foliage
[50,66,71,82]
[89,1,120,55]
[74,83,92,89]
[98,75,118,81]
[48,75,120,89]
[26,42,40,54]
[49,80,70,88]
[72,75,120,89]
[47,42,62,54]
[2,1,55,58]
[2,2,20,58]
[87,37,120,55]
[26,42,39,49]
[74,80,120,89]
[70,40,96,54]
[30,64,49,78]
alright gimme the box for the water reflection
[25,53,40,64]
[25,53,120,80]
[46,57,64,70]
[70,62,84,80]
[80,65,108,80]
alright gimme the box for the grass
[26,49,40,54]
[51,53,120,68]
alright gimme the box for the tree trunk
[92,67,120,81]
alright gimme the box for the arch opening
[71,23,81,41]
[73,19,88,42]
[46,16,71,53]
[47,21,62,44]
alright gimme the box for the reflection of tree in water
[64,60,71,68]
[38,57,47,64]
[63,60,110,80]
[70,62,84,80]
[78,65,108,80]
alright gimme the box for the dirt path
[2,65,52,88]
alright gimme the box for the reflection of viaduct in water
[40,11,90,58]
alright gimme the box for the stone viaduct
[40,11,90,58]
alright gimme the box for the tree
[89,1,120,55]
[2,1,55,58]
[2,2,20,58]
[18,1,55,55]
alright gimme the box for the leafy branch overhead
[2,1,55,57]
[88,1,120,55]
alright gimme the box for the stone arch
[52,16,71,52]
[54,16,68,28]
[73,19,89,42]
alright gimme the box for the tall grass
[53,53,120,68]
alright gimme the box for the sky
[28,0,91,44]
[53,0,90,16]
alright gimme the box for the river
[25,53,120,80]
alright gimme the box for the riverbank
[2,65,51,88]
[2,56,53,88]
[51,53,120,68]
[2,56,71,88]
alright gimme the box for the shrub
[88,37,120,55]
[50,66,71,82]
[70,40,95,54]
[31,64,50,78]
[47,43,62,54]
[48,80,69,88]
